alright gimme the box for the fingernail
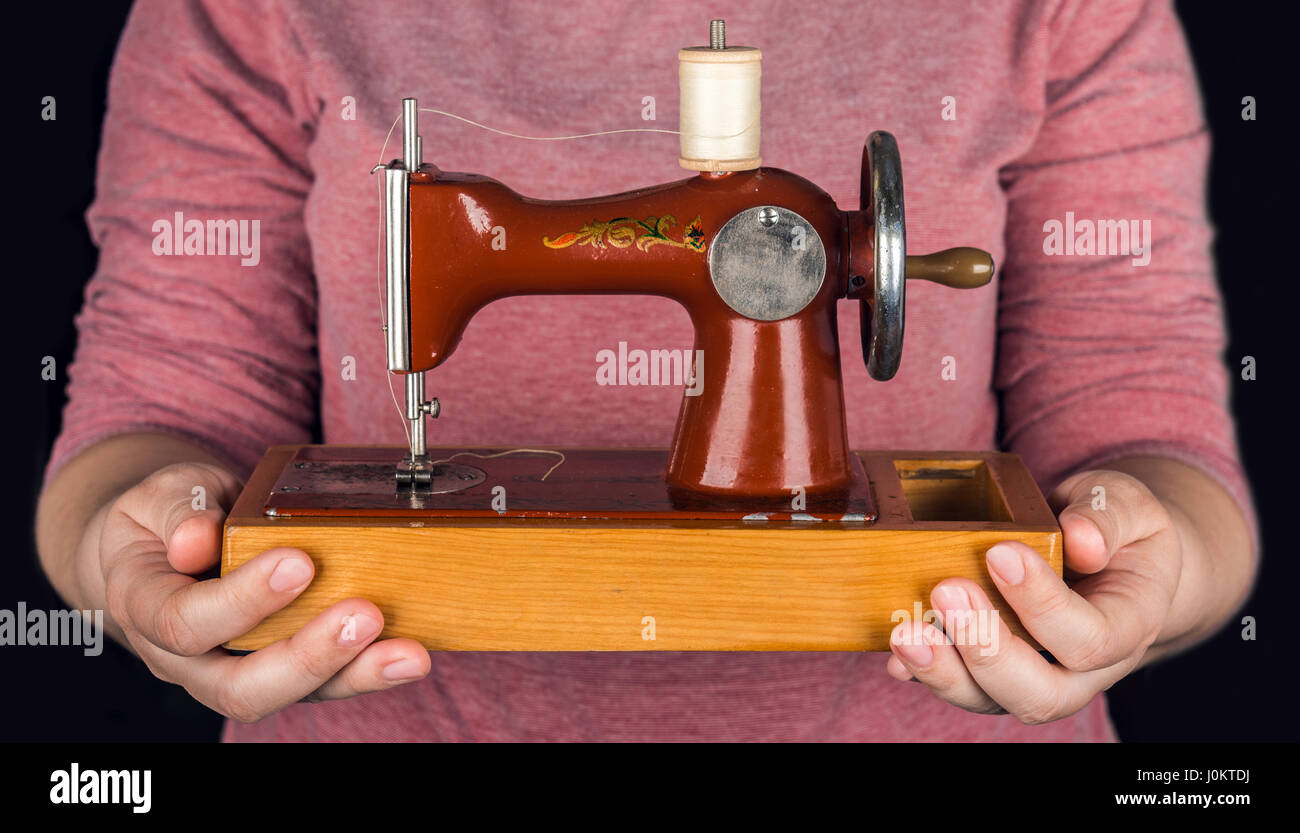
[1064,514,1106,554]
[381,658,427,682]
[268,557,312,592]
[338,613,382,646]
[986,544,1025,585]
[932,584,972,623]
[894,640,933,669]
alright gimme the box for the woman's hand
[89,461,432,723]
[886,467,1187,724]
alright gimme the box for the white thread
[418,108,678,140]
[429,448,567,481]
[678,51,762,167]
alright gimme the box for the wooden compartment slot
[893,459,1013,522]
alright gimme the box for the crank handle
[905,247,994,289]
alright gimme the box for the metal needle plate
[263,446,875,523]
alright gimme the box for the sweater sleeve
[996,0,1258,543]
[45,0,319,481]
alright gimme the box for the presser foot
[396,454,434,490]
[262,448,487,513]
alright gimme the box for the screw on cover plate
[711,19,725,50]
[758,206,779,227]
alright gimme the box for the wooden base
[221,446,1060,652]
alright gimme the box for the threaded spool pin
[678,21,762,172]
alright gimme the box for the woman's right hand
[88,460,431,723]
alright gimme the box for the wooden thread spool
[678,37,762,171]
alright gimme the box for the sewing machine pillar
[666,306,851,497]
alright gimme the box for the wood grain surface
[222,447,1060,652]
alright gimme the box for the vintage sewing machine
[222,22,1060,652]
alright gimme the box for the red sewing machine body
[406,165,856,498]
[402,156,991,500]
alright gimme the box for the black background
[3,1,1294,742]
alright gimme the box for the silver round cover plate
[708,206,827,321]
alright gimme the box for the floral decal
[543,214,705,253]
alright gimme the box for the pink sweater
[50,0,1254,741]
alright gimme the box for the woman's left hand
[886,468,1184,724]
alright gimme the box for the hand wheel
[859,132,995,380]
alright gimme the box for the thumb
[167,509,230,575]
[1048,469,1165,575]
[121,462,244,575]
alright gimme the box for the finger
[184,599,388,723]
[985,540,1127,670]
[884,653,914,682]
[889,618,1003,714]
[886,620,927,681]
[113,544,315,657]
[306,638,431,701]
[935,580,1107,724]
[1048,470,1167,574]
